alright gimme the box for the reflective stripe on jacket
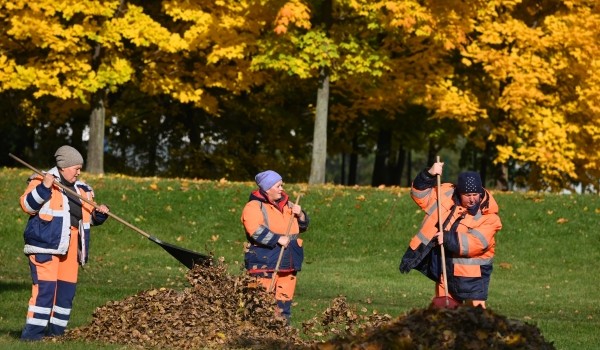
[407,172,502,300]
[20,167,103,265]
[241,190,309,275]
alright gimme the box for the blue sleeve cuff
[299,211,310,232]
[413,169,436,190]
[92,210,109,225]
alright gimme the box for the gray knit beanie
[55,145,84,168]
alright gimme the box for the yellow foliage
[274,0,312,35]
[109,4,187,52]
[426,79,485,125]
[207,44,247,64]
[1,0,599,190]
[163,1,213,22]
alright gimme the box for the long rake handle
[268,194,301,293]
[436,156,450,307]
[9,153,152,240]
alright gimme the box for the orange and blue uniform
[241,190,309,321]
[400,169,502,305]
[20,167,108,340]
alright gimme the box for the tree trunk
[146,123,158,176]
[340,153,347,185]
[86,97,105,174]
[372,129,391,186]
[406,150,412,187]
[309,69,329,184]
[308,0,332,185]
[427,138,438,166]
[392,145,406,186]
[495,163,509,191]
[348,137,358,186]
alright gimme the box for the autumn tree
[458,0,600,190]
[0,1,187,173]
[252,1,499,185]
[332,0,600,190]
[1,0,598,191]
[0,0,273,174]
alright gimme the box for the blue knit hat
[255,170,282,191]
[456,171,483,194]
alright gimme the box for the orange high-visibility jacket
[407,178,502,300]
[20,167,107,265]
[241,190,309,275]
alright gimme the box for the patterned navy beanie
[456,171,483,194]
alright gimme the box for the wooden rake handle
[8,153,153,240]
[268,193,302,293]
[436,155,450,307]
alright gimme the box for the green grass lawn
[0,167,598,349]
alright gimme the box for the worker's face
[59,164,82,183]
[266,180,284,202]
[460,192,481,211]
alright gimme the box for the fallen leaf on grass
[65,263,556,350]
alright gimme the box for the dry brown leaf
[65,263,555,350]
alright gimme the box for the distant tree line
[1,1,598,192]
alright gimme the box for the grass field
[0,167,599,349]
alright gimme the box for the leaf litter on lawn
[64,260,555,349]
[309,304,556,350]
[65,258,304,349]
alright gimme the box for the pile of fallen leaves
[66,259,306,349]
[309,305,556,350]
[302,295,393,340]
[65,260,555,349]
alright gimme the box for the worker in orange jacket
[19,146,110,340]
[241,170,309,322]
[400,160,502,308]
